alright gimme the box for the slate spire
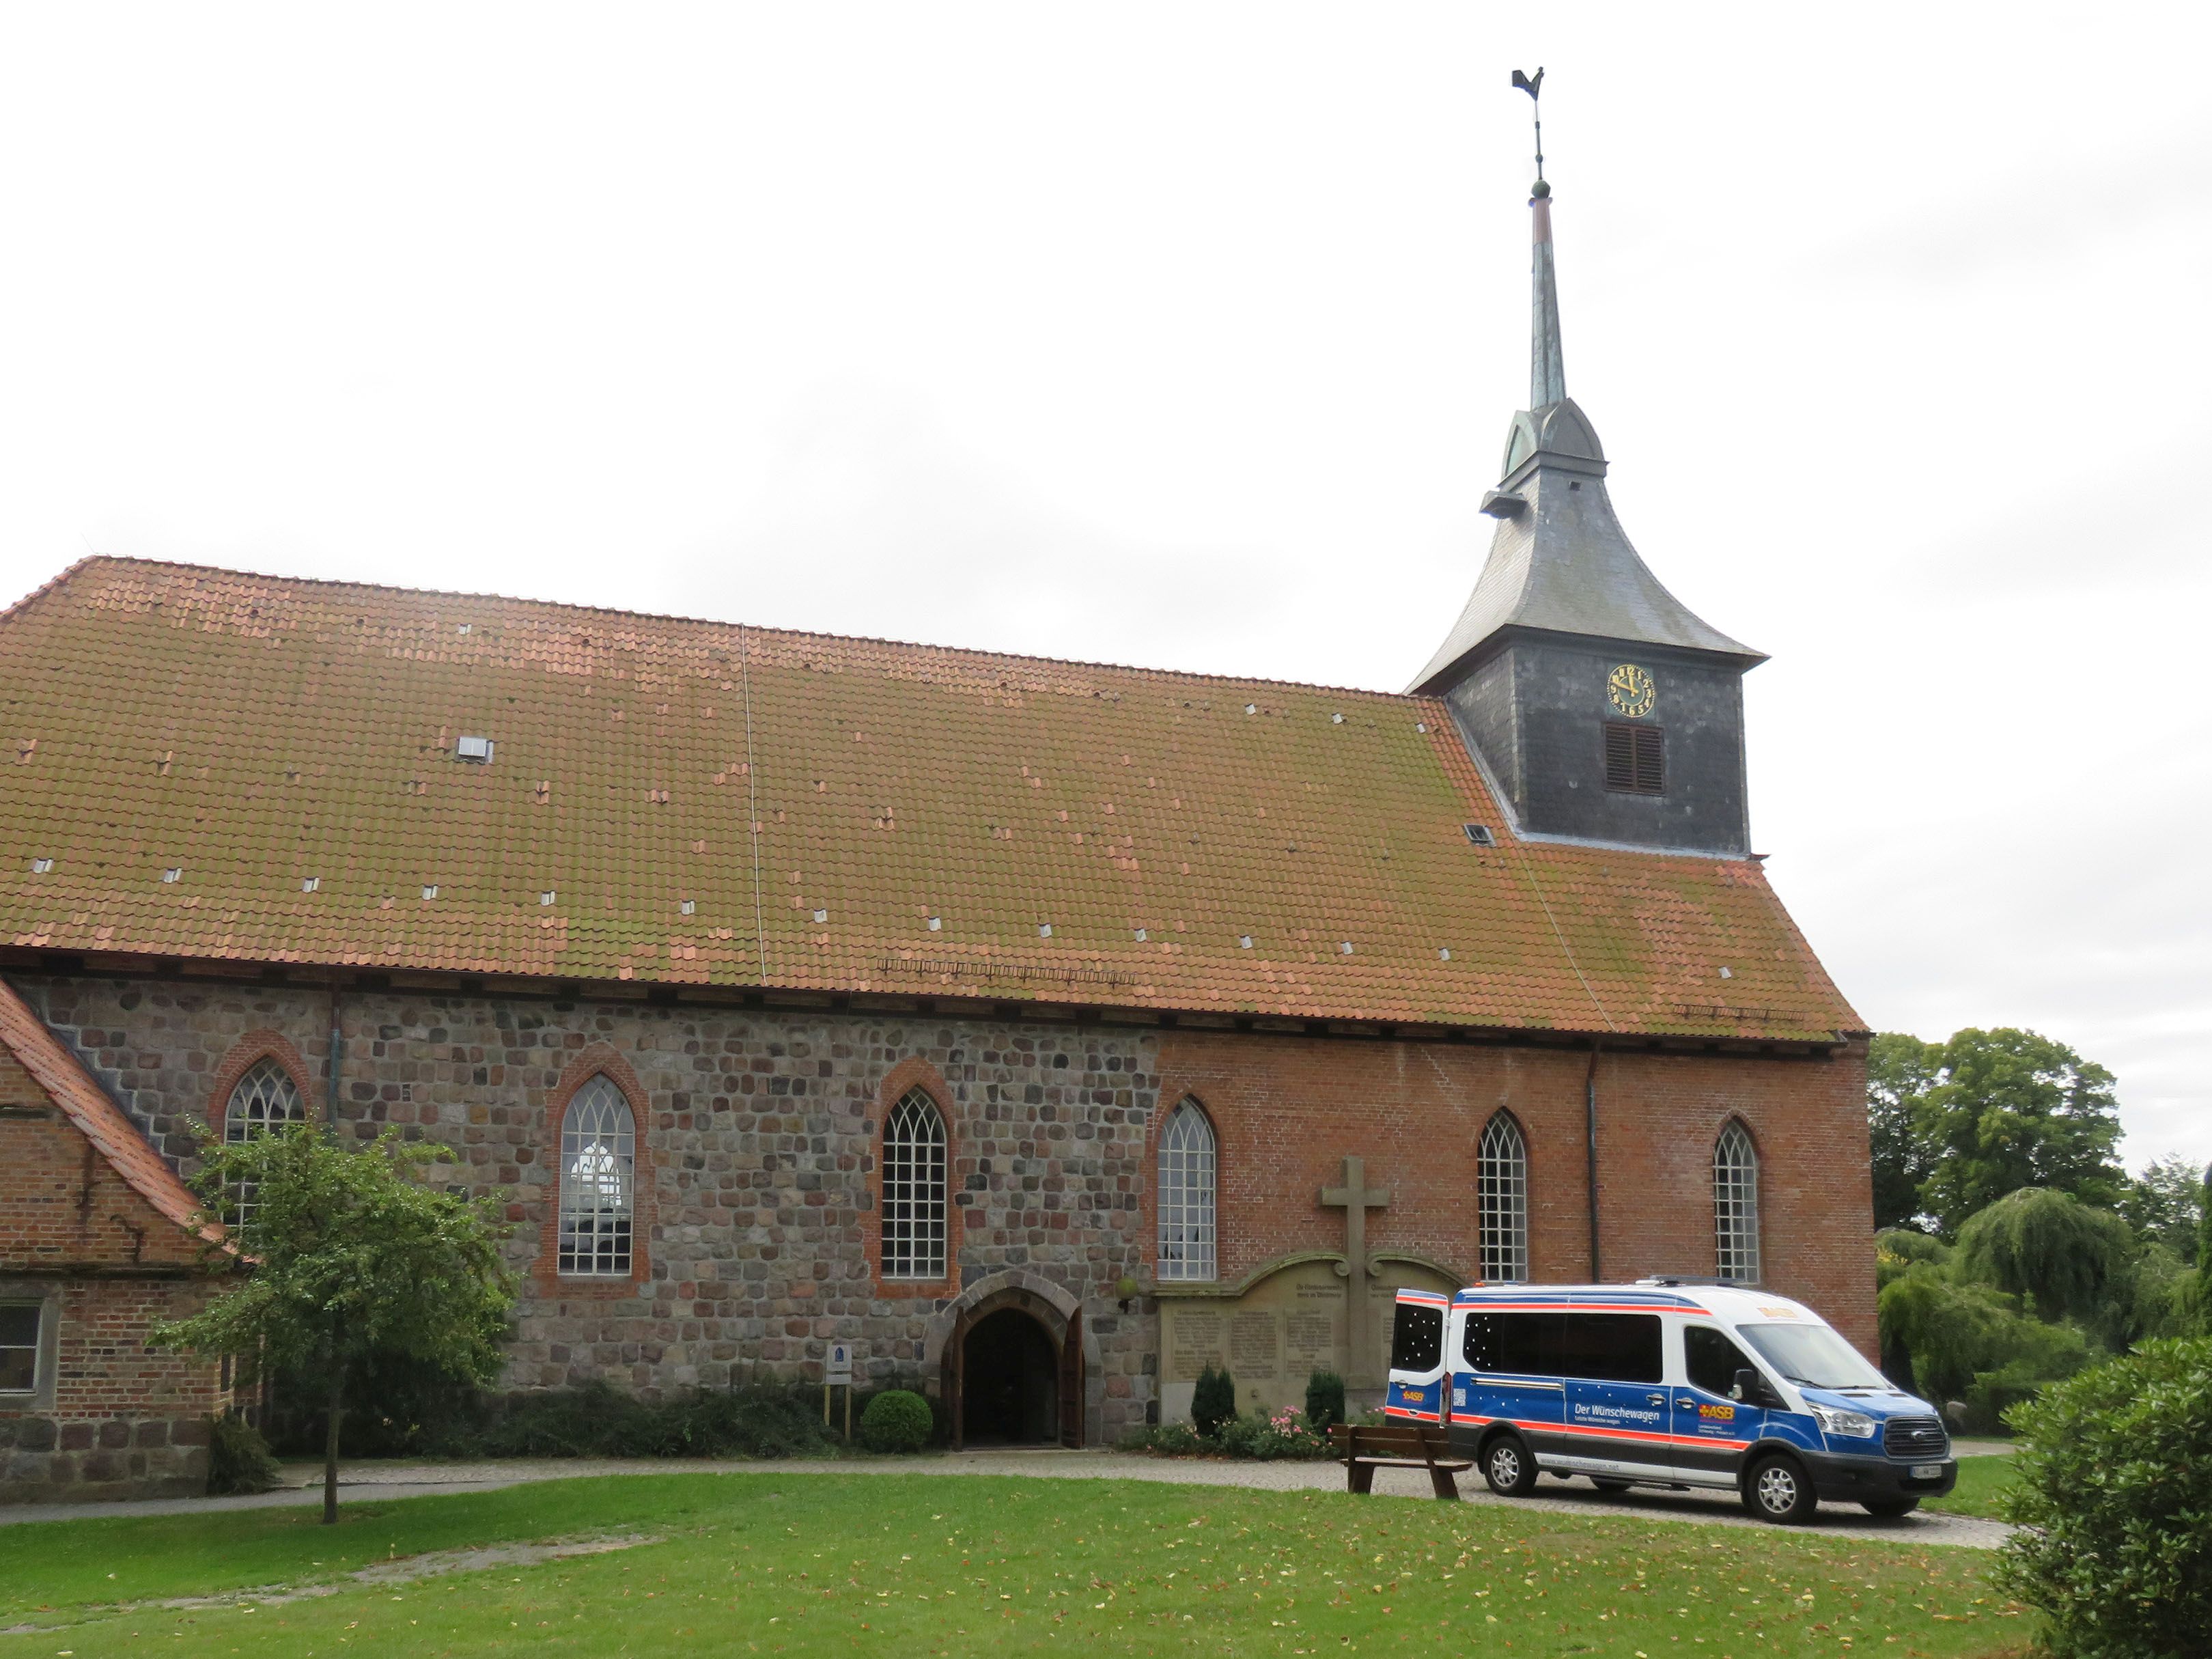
[1529,181,1566,409]
[1408,90,1765,858]
[1409,173,1761,697]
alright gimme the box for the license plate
[1911,1464,1944,1479]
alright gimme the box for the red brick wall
[0,1050,206,1274]
[1,1048,229,1503]
[1154,1031,1875,1356]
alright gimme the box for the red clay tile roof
[0,974,218,1242]
[0,558,1860,1042]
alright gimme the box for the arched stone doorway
[933,1276,1090,1449]
[960,1308,1059,1445]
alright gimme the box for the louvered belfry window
[1603,722,1665,794]
[1476,1112,1529,1283]
[881,1089,948,1279]
[1713,1121,1761,1284]
[223,1058,307,1228]
[1156,1099,1218,1281]
[559,1075,635,1276]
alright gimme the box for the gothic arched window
[558,1075,635,1277]
[881,1089,948,1280]
[223,1057,306,1227]
[1714,1120,1761,1285]
[1156,1099,1218,1282]
[1476,1111,1529,1283]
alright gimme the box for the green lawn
[1,1473,2030,1658]
[1922,1458,2017,1522]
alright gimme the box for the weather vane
[1512,67,1546,194]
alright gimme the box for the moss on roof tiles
[0,558,1860,1040]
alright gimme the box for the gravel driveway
[0,1448,2013,1549]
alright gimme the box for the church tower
[1412,130,1764,857]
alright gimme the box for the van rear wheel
[1741,1453,1818,1524]
[1482,1434,1540,1496]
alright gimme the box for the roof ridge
[42,553,1424,705]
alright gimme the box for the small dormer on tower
[1412,91,1763,856]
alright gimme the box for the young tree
[1909,1028,2125,1236]
[1866,1034,1942,1229]
[155,1124,516,1522]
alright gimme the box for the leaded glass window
[1156,1099,1217,1281]
[881,1089,947,1279]
[1476,1111,1528,1283]
[223,1058,306,1227]
[559,1076,635,1276]
[1714,1120,1761,1284]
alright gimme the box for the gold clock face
[1607,663,1655,719]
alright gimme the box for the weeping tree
[1954,1186,2136,1332]
[154,1124,515,1522]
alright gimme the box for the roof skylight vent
[301,877,320,893]
[1134,928,1147,942]
[1416,721,1428,734]
[456,736,494,763]
[456,623,472,635]
[29,857,52,874]
[540,891,557,906]
[1244,703,1257,715]
[1037,923,1052,938]
[680,900,695,916]
[1718,965,1733,980]
[160,867,182,883]
[1339,941,1354,954]
[422,884,439,900]
[1438,947,1453,961]
[813,908,828,923]
[1463,823,1496,847]
[1331,712,1344,725]
[1238,935,1253,949]
[927,916,942,931]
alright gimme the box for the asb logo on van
[1698,1402,1736,1422]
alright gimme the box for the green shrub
[417,1380,839,1460]
[1118,1421,1207,1456]
[857,1389,933,1454]
[1995,1336,2212,1658]
[206,1412,283,1495]
[1304,1369,1346,1432]
[1191,1365,1235,1439]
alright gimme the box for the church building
[0,171,1869,1501]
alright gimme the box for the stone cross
[1320,1156,1390,1389]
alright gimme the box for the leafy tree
[1954,1186,2136,1330]
[154,1124,515,1522]
[1901,1029,2125,1236]
[2120,1153,2207,1264]
[1866,1035,1942,1229]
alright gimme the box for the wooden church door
[1056,1305,1084,1448]
[946,1307,968,1452]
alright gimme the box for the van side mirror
[1731,1368,1771,1407]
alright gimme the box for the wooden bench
[1328,1422,1474,1501]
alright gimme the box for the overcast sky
[3,4,2205,1173]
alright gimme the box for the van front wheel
[1741,1454,1817,1524]
[1483,1434,1540,1496]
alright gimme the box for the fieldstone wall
[16,974,1166,1439]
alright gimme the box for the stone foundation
[0,1413,210,1503]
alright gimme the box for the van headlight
[1808,1403,1877,1438]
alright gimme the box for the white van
[1386,1281,1956,1524]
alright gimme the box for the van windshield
[1737,1323,1888,1391]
